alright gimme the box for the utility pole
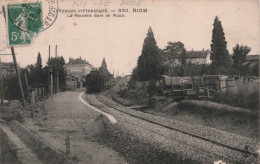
[0,6,6,106]
[11,47,26,107]
[56,71,59,93]
[49,66,53,101]
[48,45,50,98]
[51,73,53,100]
[0,57,3,106]
[55,45,57,57]
[24,73,30,98]
[49,45,51,60]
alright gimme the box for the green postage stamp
[7,3,42,46]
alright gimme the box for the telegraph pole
[24,73,30,97]
[49,66,53,101]
[1,6,6,106]
[0,57,3,106]
[11,47,26,107]
[56,71,59,93]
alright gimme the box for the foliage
[68,57,88,64]
[162,41,187,76]
[232,44,251,76]
[30,53,45,87]
[101,58,107,69]
[251,62,259,76]
[99,58,111,78]
[240,63,259,77]
[165,41,186,66]
[3,75,27,100]
[128,67,138,89]
[147,79,157,97]
[36,52,42,69]
[48,56,66,87]
[213,90,259,111]
[165,63,212,77]
[136,27,163,81]
[210,16,231,72]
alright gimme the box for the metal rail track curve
[95,95,258,160]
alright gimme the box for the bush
[147,79,157,97]
[213,91,259,110]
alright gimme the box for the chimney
[55,45,57,57]
[49,45,50,60]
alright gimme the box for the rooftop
[246,55,260,61]
[67,57,92,65]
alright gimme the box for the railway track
[94,94,259,163]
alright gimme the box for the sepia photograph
[0,0,259,163]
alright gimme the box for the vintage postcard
[0,0,259,163]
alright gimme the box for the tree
[36,52,42,69]
[99,58,111,78]
[165,41,186,64]
[210,16,231,73]
[232,44,251,76]
[48,57,66,89]
[164,41,187,76]
[27,53,45,87]
[101,58,107,69]
[136,27,163,81]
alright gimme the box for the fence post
[0,57,3,106]
[207,86,210,97]
[42,87,44,100]
[31,91,35,118]
[39,88,41,100]
[51,73,53,101]
[66,135,70,154]
[35,88,38,102]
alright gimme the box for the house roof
[64,63,92,67]
[246,55,260,61]
[185,51,210,58]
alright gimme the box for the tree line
[4,53,66,100]
[131,16,258,83]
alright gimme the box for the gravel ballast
[85,93,258,164]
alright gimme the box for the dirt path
[24,90,126,164]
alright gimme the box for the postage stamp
[7,3,42,45]
[6,0,59,46]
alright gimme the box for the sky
[0,0,260,75]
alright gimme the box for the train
[160,75,234,99]
[85,70,114,93]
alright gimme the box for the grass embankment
[110,88,259,139]
[213,91,259,111]
[165,100,259,138]
[112,89,149,107]
[0,128,20,164]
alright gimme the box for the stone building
[63,57,92,89]
[185,50,211,64]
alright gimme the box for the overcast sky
[1,0,259,75]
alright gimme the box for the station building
[64,57,93,89]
